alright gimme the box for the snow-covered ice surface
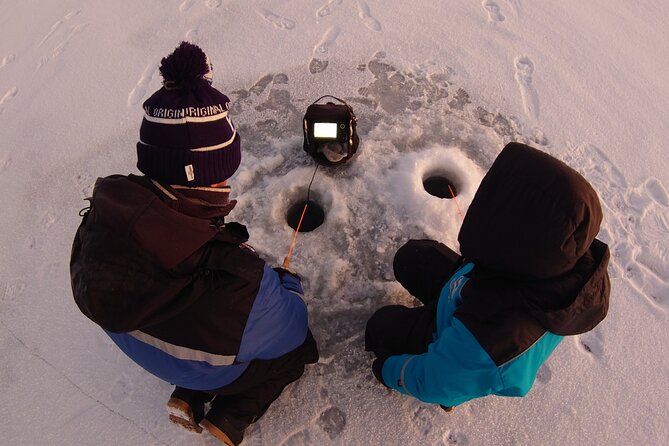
[1,1,669,445]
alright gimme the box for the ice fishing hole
[423,174,458,199]
[286,199,325,232]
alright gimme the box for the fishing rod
[282,164,319,268]
[448,184,465,221]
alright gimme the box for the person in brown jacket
[70,42,318,445]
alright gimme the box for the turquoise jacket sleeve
[381,317,503,407]
[380,261,567,406]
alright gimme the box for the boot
[202,410,248,445]
[167,397,202,433]
[166,387,214,433]
[201,418,240,446]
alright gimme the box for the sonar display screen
[313,122,338,139]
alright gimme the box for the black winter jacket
[71,175,316,390]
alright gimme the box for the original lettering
[145,104,227,119]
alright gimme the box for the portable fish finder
[284,96,360,268]
[303,95,359,166]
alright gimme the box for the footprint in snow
[616,181,667,281]
[2,280,26,303]
[356,0,382,32]
[409,404,435,436]
[38,20,64,47]
[258,9,296,30]
[636,225,669,277]
[35,10,87,73]
[229,73,291,116]
[185,28,199,42]
[74,172,96,198]
[1,53,16,69]
[273,73,289,85]
[482,1,505,22]
[514,56,540,121]
[179,0,196,13]
[249,74,274,95]
[575,327,605,360]
[314,26,340,56]
[610,176,669,313]
[640,276,669,312]
[37,10,79,47]
[317,406,346,440]
[536,364,553,384]
[0,87,18,114]
[317,0,343,18]
[0,155,11,173]
[39,211,58,230]
[563,143,628,197]
[644,177,669,207]
[443,429,469,445]
[308,26,340,75]
[254,89,297,115]
[110,373,135,403]
[309,59,329,75]
[128,63,158,106]
[448,88,472,111]
[616,252,656,309]
[54,23,88,60]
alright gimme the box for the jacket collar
[91,175,247,270]
[148,179,237,219]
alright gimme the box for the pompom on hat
[136,42,241,186]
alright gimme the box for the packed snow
[1,1,668,445]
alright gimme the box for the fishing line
[306,164,319,201]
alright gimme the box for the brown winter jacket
[70,175,314,390]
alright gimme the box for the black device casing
[303,96,359,166]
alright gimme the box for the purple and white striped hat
[137,42,241,186]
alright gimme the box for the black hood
[458,143,603,280]
[526,239,610,335]
[456,238,610,338]
[452,143,610,363]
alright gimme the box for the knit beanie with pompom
[136,42,241,186]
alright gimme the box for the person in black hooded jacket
[70,42,318,446]
[365,142,610,408]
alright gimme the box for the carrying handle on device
[310,95,357,120]
[311,94,347,105]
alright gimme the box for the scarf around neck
[149,179,237,220]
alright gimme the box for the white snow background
[1,1,669,445]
